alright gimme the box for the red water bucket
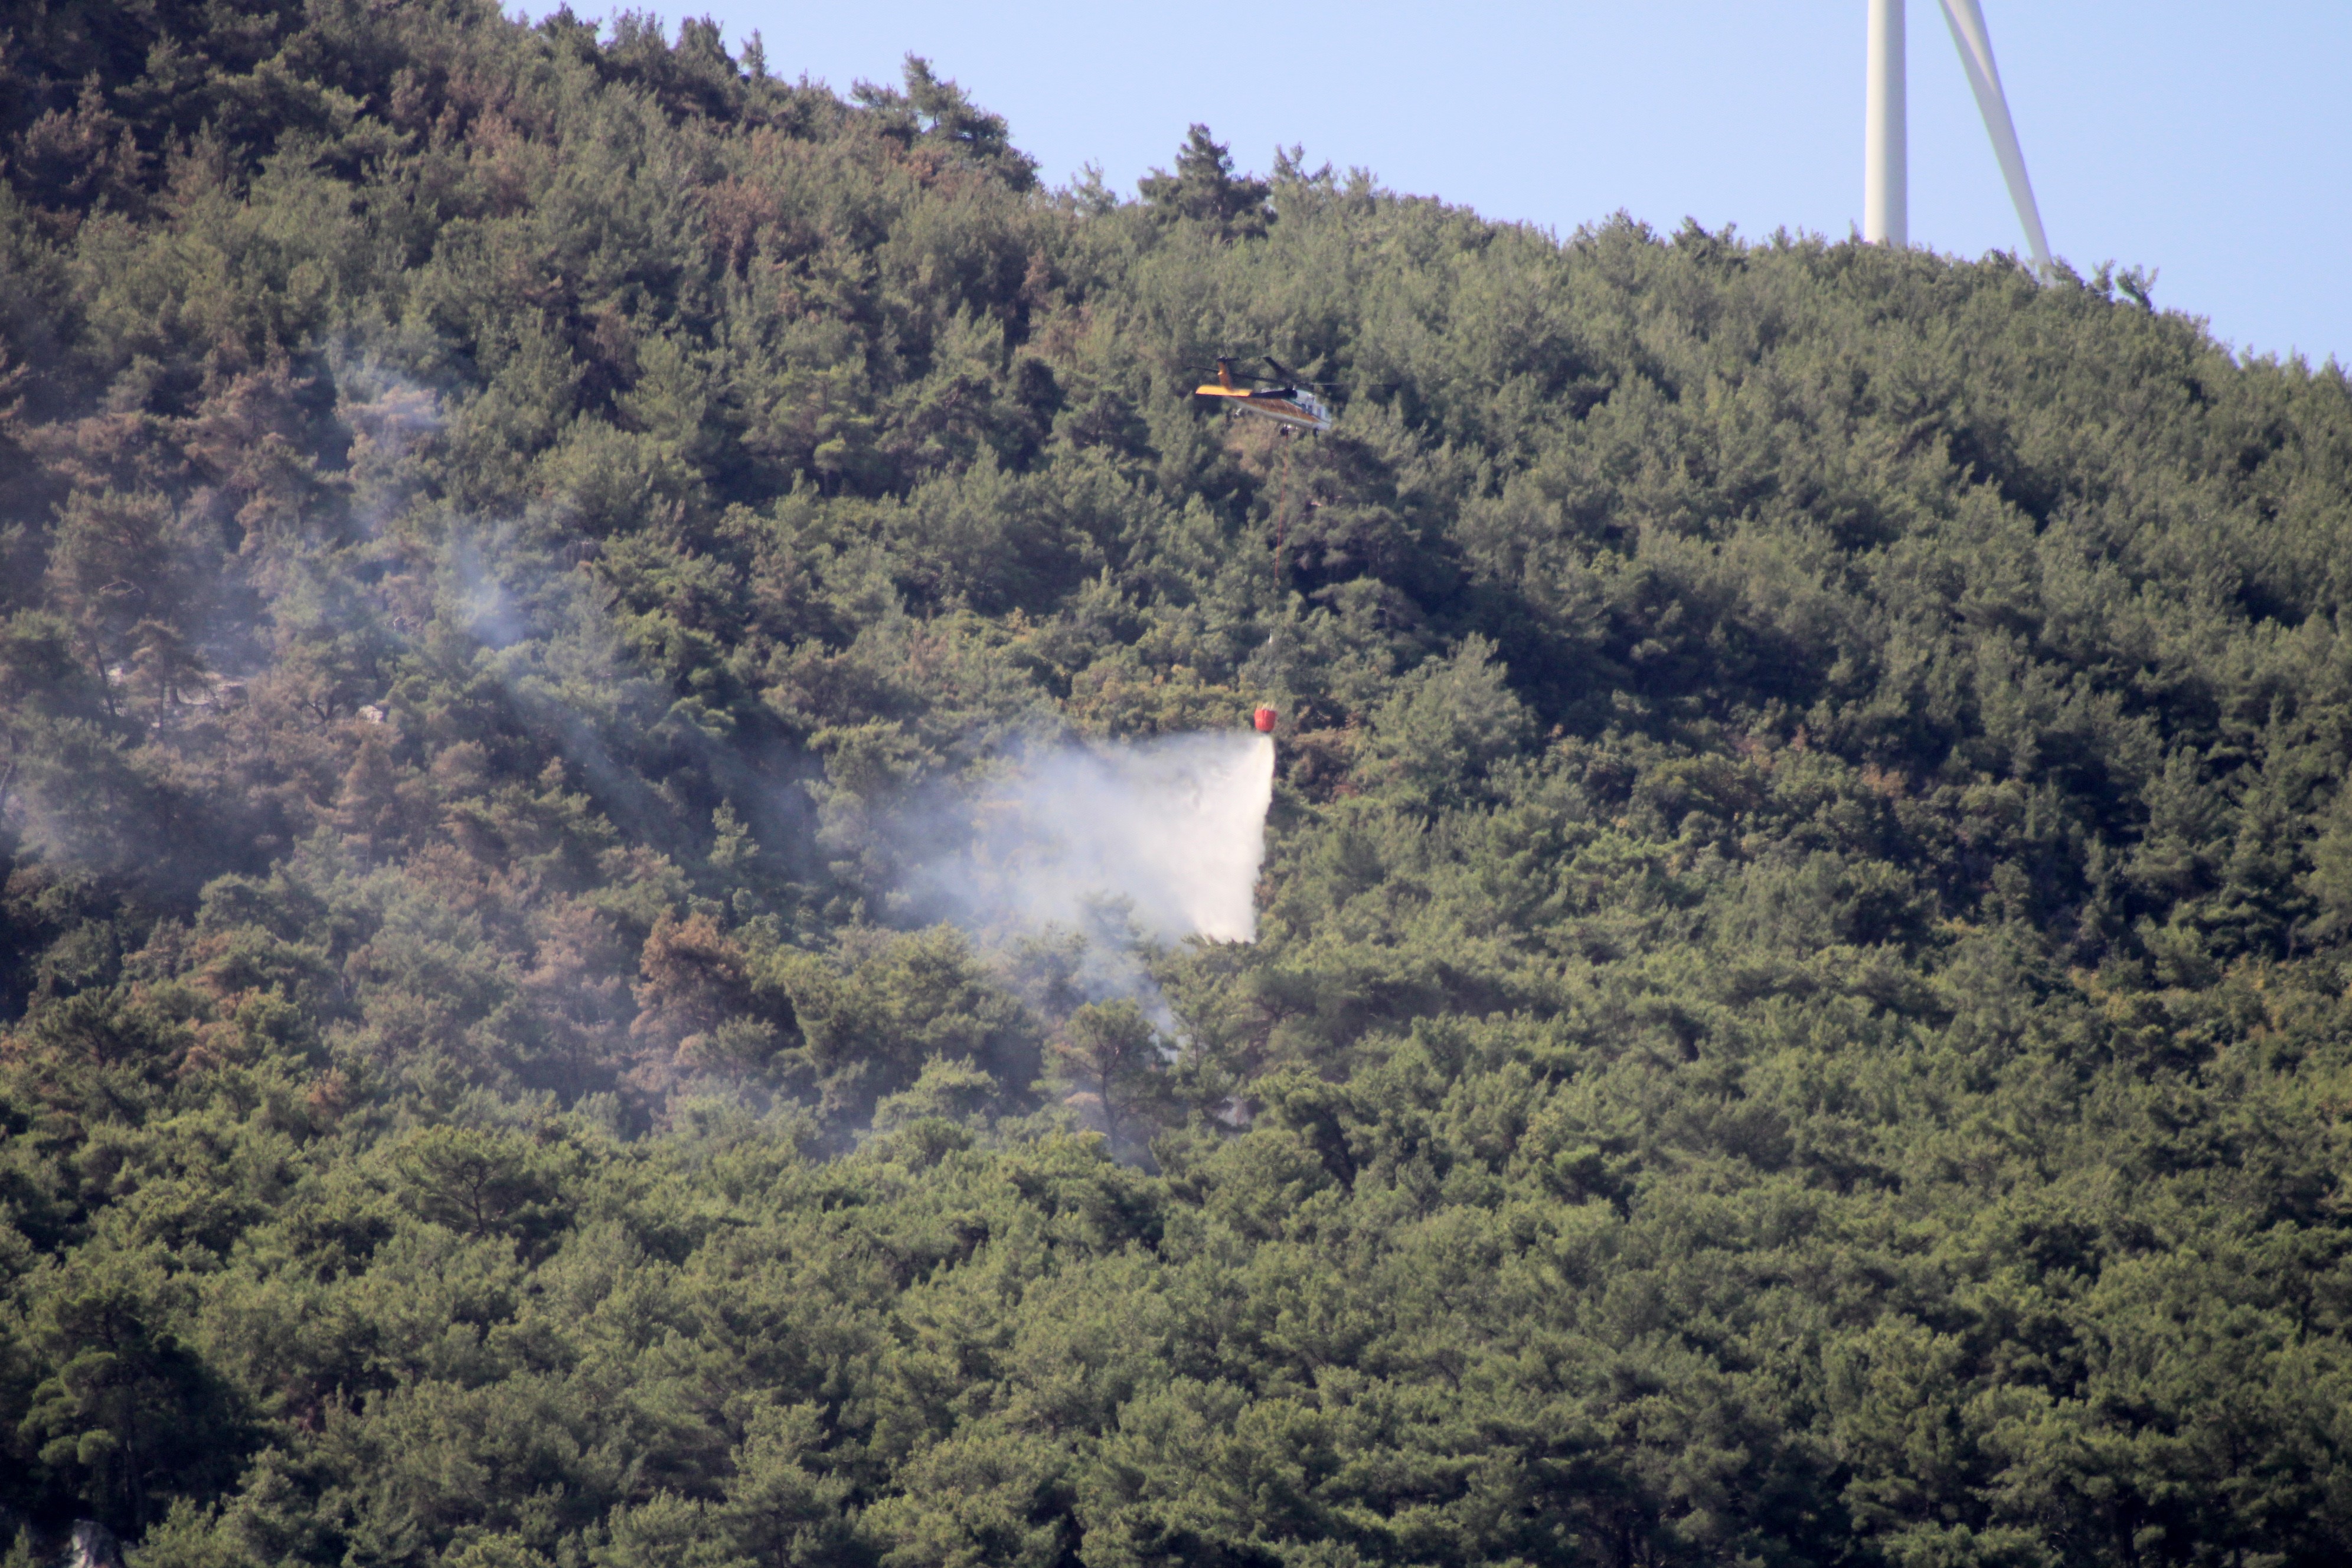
[1253,707,1278,733]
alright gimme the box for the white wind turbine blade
[1937,0,2054,280]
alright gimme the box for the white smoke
[942,731,1276,943]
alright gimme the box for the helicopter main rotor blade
[1259,357,1338,388]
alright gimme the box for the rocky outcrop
[68,1521,125,1568]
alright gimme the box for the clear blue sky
[564,1,2350,367]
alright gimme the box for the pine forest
[3,4,2352,1564]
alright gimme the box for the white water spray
[952,731,1276,943]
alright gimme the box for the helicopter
[1193,356,1333,435]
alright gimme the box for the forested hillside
[5,3,2352,1564]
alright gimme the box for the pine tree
[1138,125,1272,239]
